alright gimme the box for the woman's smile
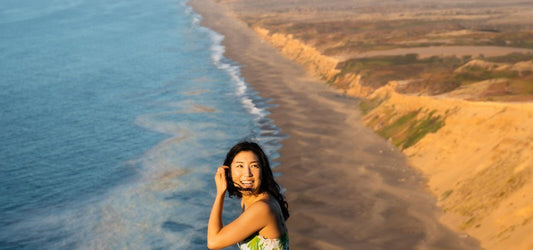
[239,180,254,189]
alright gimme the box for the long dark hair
[223,141,289,221]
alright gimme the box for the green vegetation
[333,52,532,99]
[358,96,387,115]
[440,189,454,201]
[511,78,533,93]
[375,109,445,150]
[493,32,533,49]
[336,54,463,92]
[461,217,477,230]
[484,52,533,64]
[340,54,420,71]
[454,66,519,84]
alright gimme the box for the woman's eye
[235,164,243,168]
[251,164,259,168]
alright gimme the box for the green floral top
[238,233,289,250]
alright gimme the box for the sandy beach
[189,0,481,249]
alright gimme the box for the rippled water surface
[0,0,282,248]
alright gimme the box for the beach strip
[189,0,481,249]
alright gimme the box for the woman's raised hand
[215,166,229,195]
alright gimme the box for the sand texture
[355,84,533,250]
[204,0,533,248]
[189,0,481,249]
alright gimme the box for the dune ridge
[250,23,533,250]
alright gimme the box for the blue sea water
[0,0,283,248]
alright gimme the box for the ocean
[0,0,283,248]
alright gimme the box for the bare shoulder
[248,199,272,211]
[246,199,277,216]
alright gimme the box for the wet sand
[189,0,481,249]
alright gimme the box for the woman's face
[230,151,261,195]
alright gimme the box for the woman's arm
[207,167,273,249]
[208,166,228,248]
[208,200,272,249]
[207,191,225,249]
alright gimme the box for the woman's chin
[237,187,259,196]
[240,188,254,194]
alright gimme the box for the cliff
[254,27,340,82]
[253,26,533,250]
[365,85,533,250]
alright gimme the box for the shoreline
[189,0,481,249]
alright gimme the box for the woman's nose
[245,166,253,176]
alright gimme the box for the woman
[207,141,289,249]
